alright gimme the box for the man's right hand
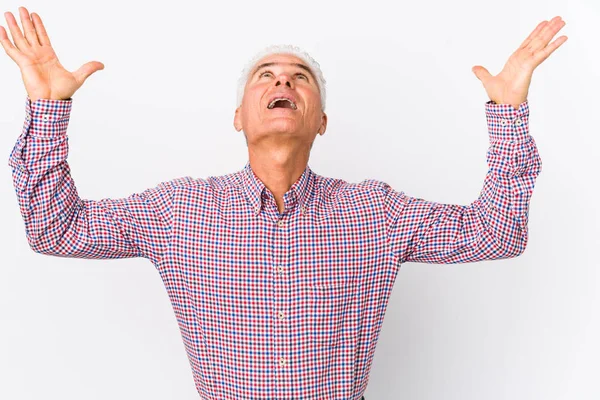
[0,6,104,102]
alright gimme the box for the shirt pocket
[310,283,349,349]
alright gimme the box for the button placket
[273,212,291,387]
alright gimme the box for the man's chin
[264,119,299,133]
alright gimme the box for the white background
[1,0,598,399]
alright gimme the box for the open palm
[472,16,568,110]
[0,6,103,101]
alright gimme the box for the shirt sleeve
[7,96,186,265]
[383,100,542,265]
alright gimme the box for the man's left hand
[472,16,568,110]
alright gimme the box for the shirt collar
[241,161,314,216]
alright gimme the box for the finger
[527,16,565,53]
[535,35,568,64]
[0,24,15,50]
[472,65,492,83]
[31,12,51,46]
[4,11,28,50]
[19,7,40,47]
[0,25,27,64]
[536,17,566,50]
[519,20,548,50]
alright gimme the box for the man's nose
[275,74,293,88]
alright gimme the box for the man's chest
[166,192,389,292]
[152,184,400,397]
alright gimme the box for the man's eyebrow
[251,62,315,81]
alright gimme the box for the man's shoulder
[160,169,241,192]
[153,176,209,191]
[316,173,389,199]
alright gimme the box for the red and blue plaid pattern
[8,96,541,399]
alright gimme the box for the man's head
[234,45,328,150]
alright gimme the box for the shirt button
[277,220,285,227]
[515,118,523,126]
[277,265,284,273]
[500,120,507,126]
[279,357,287,366]
[278,311,285,320]
[301,206,307,214]
[42,114,50,121]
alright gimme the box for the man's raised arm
[381,16,567,264]
[2,8,185,264]
[7,96,187,263]
[382,99,541,264]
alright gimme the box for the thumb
[73,61,105,86]
[472,65,491,83]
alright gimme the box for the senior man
[2,6,567,400]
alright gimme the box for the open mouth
[267,98,298,110]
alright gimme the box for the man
[2,6,567,400]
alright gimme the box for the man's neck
[248,144,311,214]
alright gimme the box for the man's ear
[234,107,243,132]
[318,112,328,135]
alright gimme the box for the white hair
[236,44,327,112]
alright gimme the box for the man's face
[234,53,327,147]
